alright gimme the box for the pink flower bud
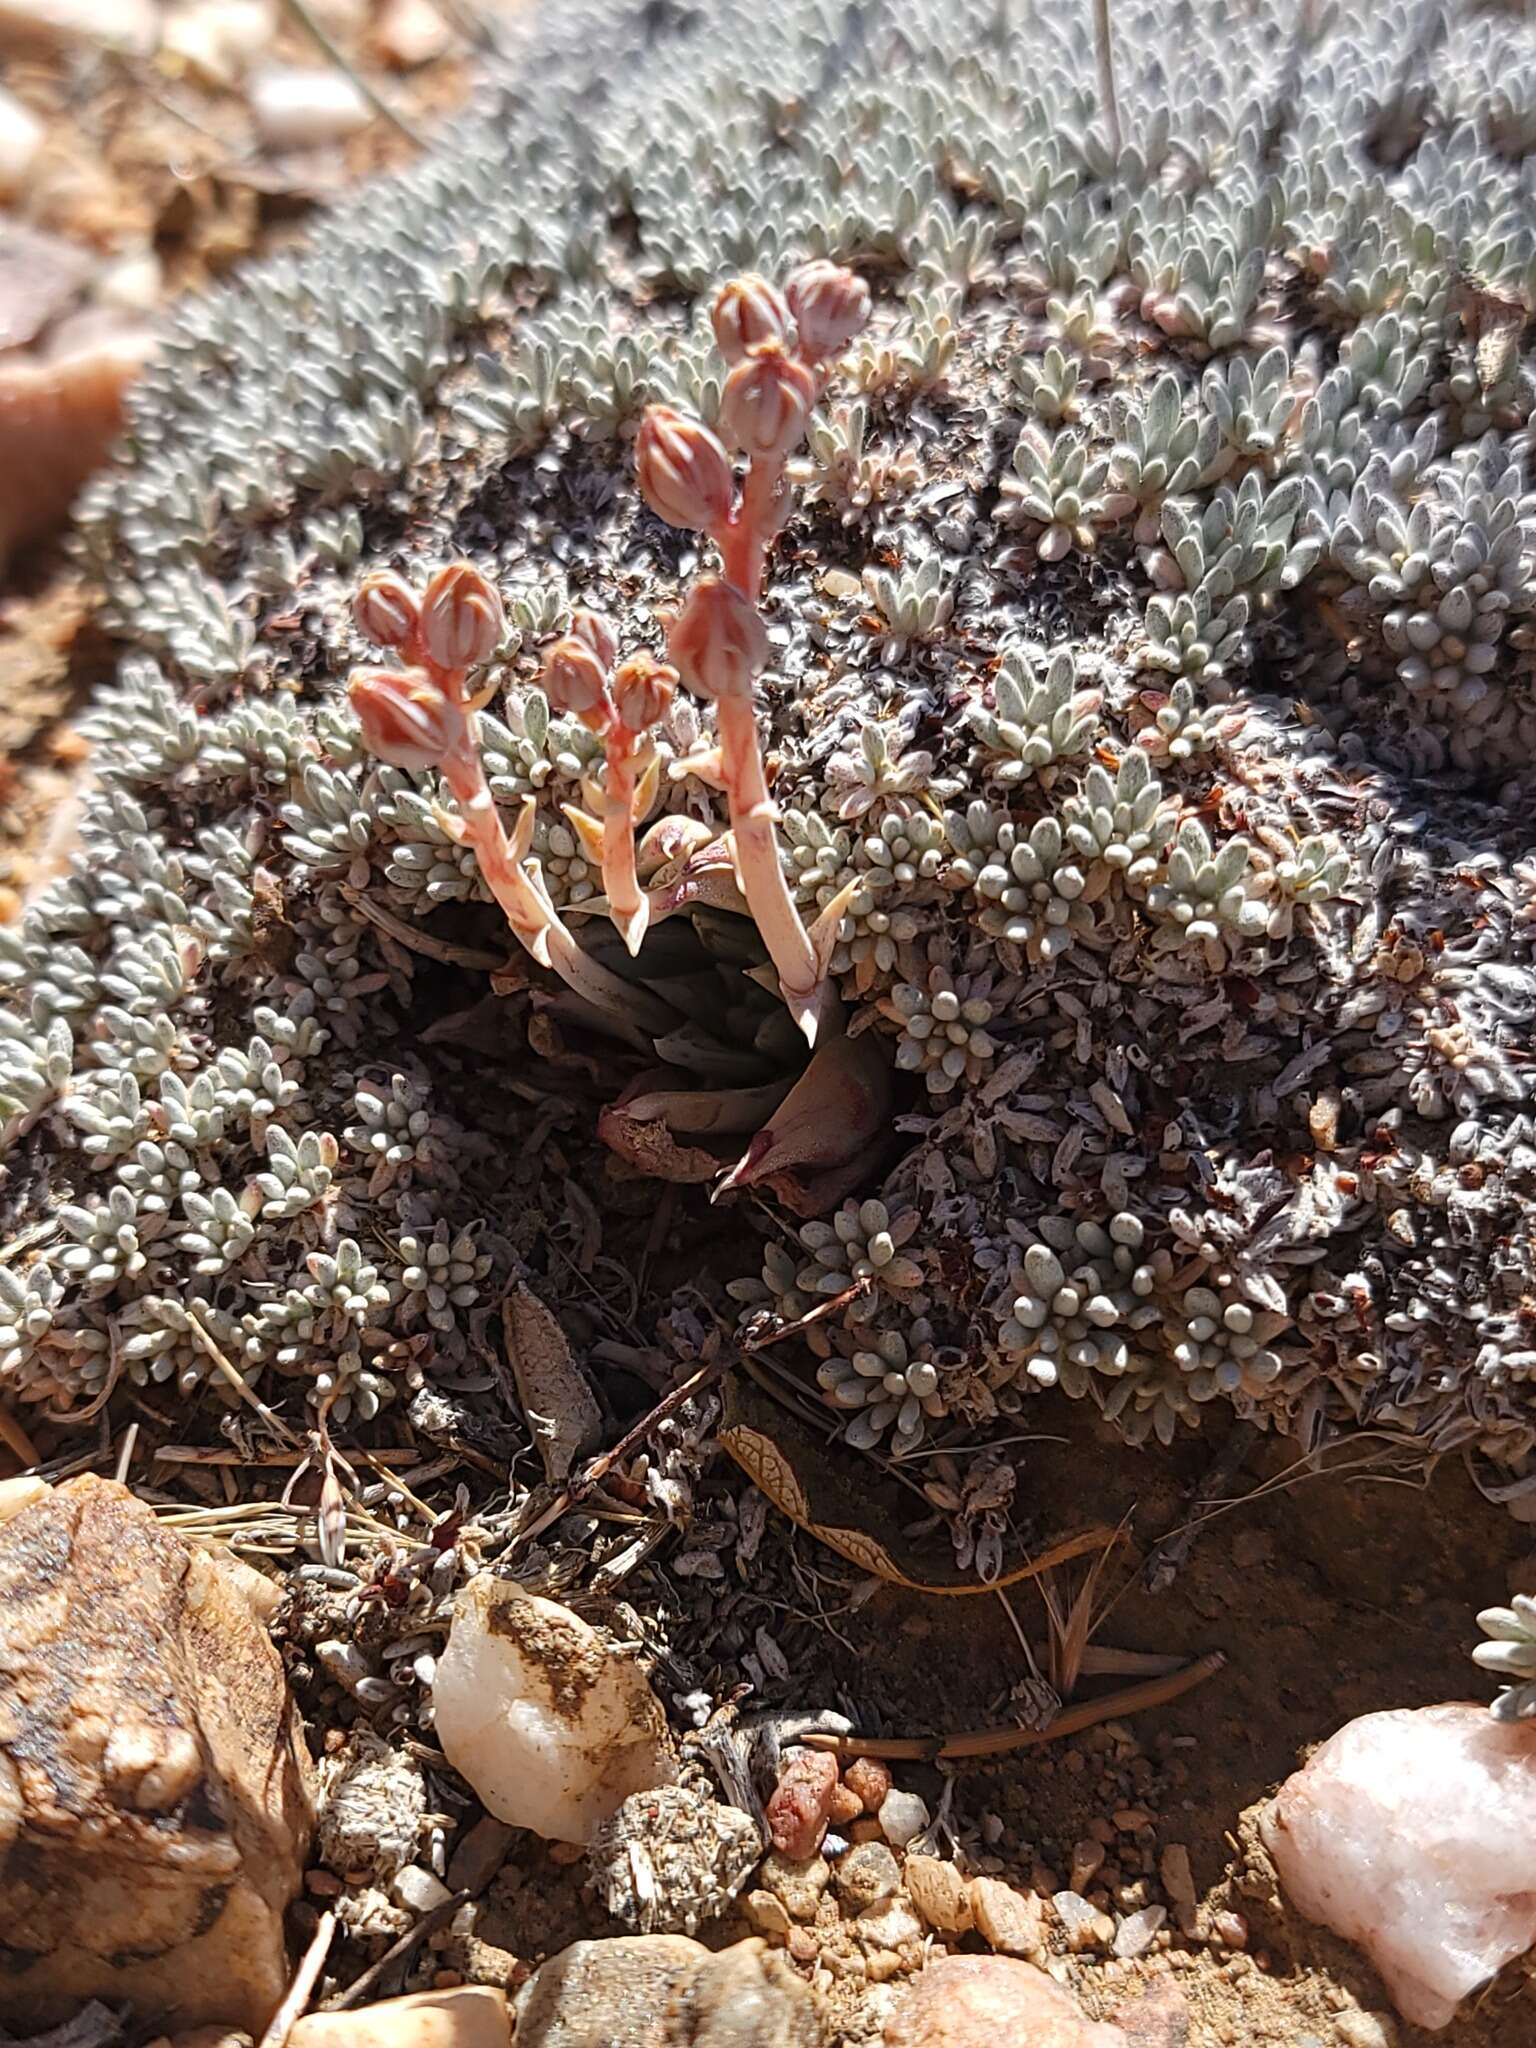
[718,343,817,460]
[419,562,504,672]
[569,607,619,670]
[666,575,768,701]
[612,654,677,734]
[542,635,613,730]
[354,570,420,651]
[784,260,872,362]
[635,405,735,532]
[349,667,459,772]
[711,273,791,364]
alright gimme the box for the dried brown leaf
[501,1283,601,1485]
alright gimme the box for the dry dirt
[447,1391,1536,2047]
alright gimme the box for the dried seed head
[785,260,872,362]
[349,666,459,772]
[612,653,677,733]
[569,607,620,671]
[667,575,768,700]
[635,404,735,531]
[712,273,791,364]
[419,562,504,671]
[542,635,613,729]
[353,570,420,651]
[718,343,817,460]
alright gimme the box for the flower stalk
[635,260,871,1043]
[542,619,677,957]
[349,565,673,1043]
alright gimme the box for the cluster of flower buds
[631,262,871,1044]
[541,610,678,954]
[348,563,674,1043]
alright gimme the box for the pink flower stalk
[351,564,671,1042]
[541,623,677,957]
[634,261,871,1044]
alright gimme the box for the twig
[113,1422,138,1485]
[1092,0,1121,159]
[279,0,424,146]
[0,1403,40,1468]
[800,1651,1225,1760]
[504,1355,728,1558]
[323,1890,469,2010]
[186,1310,303,1447]
[342,884,506,970]
[153,1444,422,1467]
[257,1909,335,2048]
[742,1279,870,1349]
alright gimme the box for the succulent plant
[1474,1597,1536,1721]
[0,0,1527,1546]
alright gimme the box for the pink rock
[765,1750,838,1861]
[1261,1702,1536,2030]
[883,1956,1129,2048]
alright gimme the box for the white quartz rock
[1261,1702,1536,2030]
[0,86,43,199]
[431,1576,677,1845]
[250,65,370,150]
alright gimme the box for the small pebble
[1211,1908,1248,1949]
[760,1850,830,1923]
[766,1751,839,1861]
[1159,1843,1195,1908]
[744,1889,792,1938]
[879,1788,930,1849]
[1070,1838,1106,1892]
[843,1755,893,1813]
[250,65,371,150]
[904,1855,974,1937]
[851,1898,923,1953]
[1113,1904,1167,1960]
[391,1864,453,1914]
[446,1816,516,1896]
[1335,2014,1398,2048]
[827,1783,863,1826]
[969,1876,1044,1961]
[373,0,451,68]
[1053,1890,1114,1953]
[834,1841,901,1910]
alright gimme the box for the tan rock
[1110,1980,1190,2048]
[514,1935,706,2048]
[288,1989,510,2048]
[759,1850,830,1922]
[0,329,153,570]
[373,0,452,69]
[160,0,273,85]
[903,1855,972,1937]
[969,1875,1045,1960]
[883,1956,1129,2048]
[514,1936,826,2048]
[0,0,156,53]
[0,1475,315,2032]
[670,1940,827,2045]
[0,1475,49,1524]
